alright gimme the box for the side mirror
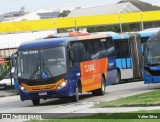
[11,51,18,59]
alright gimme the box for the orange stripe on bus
[80,58,108,92]
[21,79,64,92]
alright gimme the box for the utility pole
[119,16,123,33]
[53,22,57,33]
[75,20,77,32]
[141,13,144,31]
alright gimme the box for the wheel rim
[76,87,79,101]
[117,71,120,83]
[102,79,105,93]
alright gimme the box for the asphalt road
[0,81,160,114]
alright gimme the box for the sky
[0,0,159,14]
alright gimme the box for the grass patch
[95,90,160,107]
[29,110,160,122]
[30,120,160,122]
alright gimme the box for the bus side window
[71,42,87,63]
[114,40,121,58]
[107,38,115,57]
[91,40,100,59]
[93,40,100,52]
[121,39,131,58]
[82,41,94,60]
[99,38,108,58]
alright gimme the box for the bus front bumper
[144,73,160,84]
[19,87,72,101]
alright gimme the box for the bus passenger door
[120,39,133,80]
[115,39,133,80]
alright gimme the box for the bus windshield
[145,40,160,66]
[18,46,66,80]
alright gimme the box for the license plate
[39,92,47,96]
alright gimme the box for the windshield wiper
[29,63,41,79]
[41,55,54,78]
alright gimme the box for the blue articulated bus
[143,29,160,84]
[113,28,160,83]
[138,30,155,59]
[15,32,117,105]
[112,33,142,83]
[139,31,155,44]
[98,32,142,83]
[138,28,160,79]
[138,28,160,45]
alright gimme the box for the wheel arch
[102,73,106,86]
[76,79,82,93]
[116,67,121,84]
[117,67,121,77]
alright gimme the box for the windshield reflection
[145,40,160,66]
[18,47,66,80]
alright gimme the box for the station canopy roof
[67,2,141,17]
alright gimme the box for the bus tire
[116,70,121,84]
[71,84,79,102]
[97,76,105,95]
[32,99,40,106]
[92,90,98,96]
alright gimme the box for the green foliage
[29,119,160,122]
[0,61,10,80]
[87,24,134,33]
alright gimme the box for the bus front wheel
[32,99,40,106]
[71,85,79,102]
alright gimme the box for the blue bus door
[120,39,133,80]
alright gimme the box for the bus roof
[96,32,129,40]
[18,33,112,50]
[148,30,160,42]
[139,27,160,38]
[142,27,160,32]
[139,31,156,38]
[111,33,129,40]
[18,37,75,51]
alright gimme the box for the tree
[87,24,133,33]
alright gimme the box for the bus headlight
[57,80,67,90]
[20,86,29,92]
